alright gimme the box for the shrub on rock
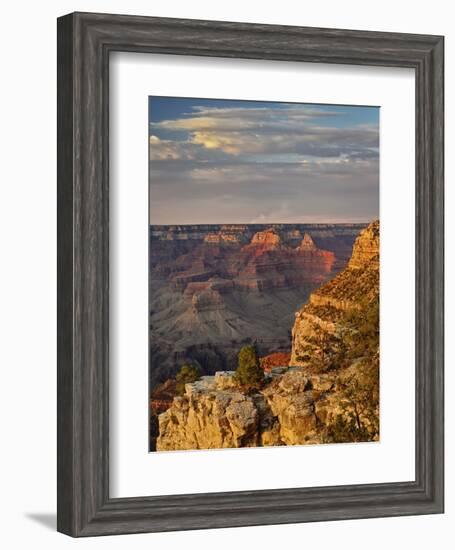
[235,345,264,387]
[175,363,201,395]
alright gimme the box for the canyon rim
[149,96,380,452]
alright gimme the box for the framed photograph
[57,12,444,536]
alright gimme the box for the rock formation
[158,388,258,450]
[260,352,292,373]
[203,231,247,245]
[155,220,380,451]
[149,378,178,451]
[250,228,282,247]
[290,220,379,369]
[150,223,366,388]
[156,362,378,451]
[348,221,379,270]
[150,379,177,415]
[156,370,311,450]
[298,233,317,251]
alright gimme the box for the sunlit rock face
[203,231,247,245]
[298,233,317,251]
[149,223,366,388]
[290,220,379,369]
[249,228,282,248]
[156,370,319,450]
[348,220,380,270]
[156,365,377,451]
[157,373,260,451]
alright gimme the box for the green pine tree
[175,363,201,395]
[234,345,264,387]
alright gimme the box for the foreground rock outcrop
[157,370,324,450]
[156,360,378,451]
[157,372,260,450]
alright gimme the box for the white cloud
[150,105,378,158]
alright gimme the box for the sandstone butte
[168,228,335,292]
[155,220,380,451]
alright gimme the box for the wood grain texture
[57,13,74,536]
[57,12,444,537]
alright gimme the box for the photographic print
[149,97,379,452]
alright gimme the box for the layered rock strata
[156,221,380,451]
[290,220,379,369]
[150,225,345,386]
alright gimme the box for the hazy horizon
[149,97,379,225]
[149,220,374,227]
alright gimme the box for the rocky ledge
[156,367,377,451]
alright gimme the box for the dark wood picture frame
[57,12,444,537]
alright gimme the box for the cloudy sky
[149,97,379,225]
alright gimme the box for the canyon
[150,223,366,390]
[154,220,380,451]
